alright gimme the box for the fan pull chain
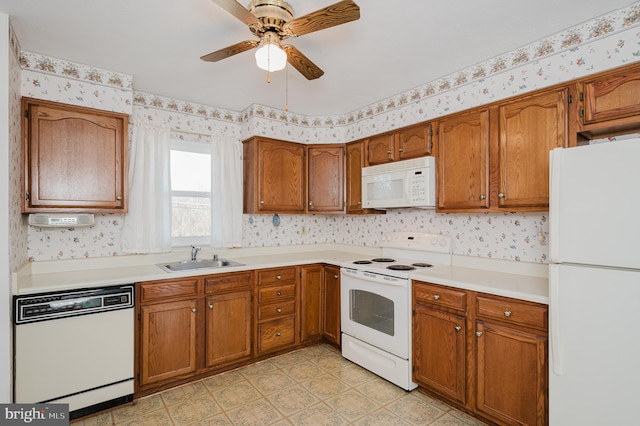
[285,64,289,111]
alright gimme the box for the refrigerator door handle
[549,264,563,375]
[549,148,562,263]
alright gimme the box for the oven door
[340,267,411,359]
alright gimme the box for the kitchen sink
[157,258,244,272]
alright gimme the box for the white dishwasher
[14,284,135,420]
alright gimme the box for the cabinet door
[258,139,306,213]
[205,291,252,369]
[583,64,640,124]
[346,141,366,213]
[498,89,567,209]
[397,123,432,160]
[413,305,466,404]
[367,133,396,165]
[322,265,341,346]
[307,145,345,213]
[476,321,547,426]
[300,265,323,342]
[437,109,490,210]
[140,299,197,386]
[22,98,127,212]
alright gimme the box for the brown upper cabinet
[22,97,128,213]
[366,122,433,165]
[346,140,366,213]
[437,86,570,212]
[243,137,306,214]
[307,145,345,213]
[578,62,640,138]
[437,109,490,211]
[496,88,568,209]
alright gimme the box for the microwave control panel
[409,171,428,202]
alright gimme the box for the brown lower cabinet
[413,280,548,426]
[136,264,343,396]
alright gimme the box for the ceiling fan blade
[283,0,360,37]
[210,0,260,26]
[282,45,324,80]
[200,40,259,62]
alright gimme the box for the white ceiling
[1,0,636,116]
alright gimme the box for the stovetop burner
[353,260,372,264]
[412,263,433,268]
[371,257,395,263]
[386,264,416,271]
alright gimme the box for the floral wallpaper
[19,2,640,263]
[8,20,27,272]
[20,51,133,114]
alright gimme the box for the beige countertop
[14,243,549,304]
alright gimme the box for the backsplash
[20,2,640,263]
[27,211,548,263]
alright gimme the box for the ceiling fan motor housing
[248,0,294,31]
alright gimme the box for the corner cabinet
[243,137,306,214]
[22,97,128,213]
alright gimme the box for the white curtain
[122,124,172,253]
[210,135,243,248]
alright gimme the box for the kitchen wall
[2,13,23,404]
[18,2,640,264]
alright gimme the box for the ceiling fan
[200,0,360,80]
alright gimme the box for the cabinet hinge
[136,373,140,383]
[429,141,433,150]
[428,128,433,137]
[137,313,141,321]
[579,92,584,101]
[25,193,30,201]
[580,108,584,118]
[24,109,29,119]
[568,94,572,104]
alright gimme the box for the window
[170,139,211,246]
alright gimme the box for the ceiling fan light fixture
[255,33,287,72]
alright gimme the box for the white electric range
[340,232,452,390]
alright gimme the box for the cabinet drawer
[140,279,199,303]
[414,282,467,312]
[258,317,296,353]
[258,300,296,321]
[258,284,296,304]
[205,272,252,294]
[476,296,548,330]
[258,268,297,285]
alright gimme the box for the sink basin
[157,258,244,272]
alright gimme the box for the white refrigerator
[549,138,640,425]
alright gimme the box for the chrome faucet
[190,245,201,261]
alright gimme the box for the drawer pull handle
[454,326,462,332]
[479,194,486,200]
[192,308,197,313]
[387,150,392,154]
[276,291,282,296]
[476,331,483,337]
[504,309,512,318]
[433,295,440,300]
[260,200,265,204]
[334,275,339,279]
[276,308,282,313]
[208,304,213,310]
[498,192,506,199]
[116,196,123,201]
[398,148,404,152]
[276,332,281,337]
[276,275,282,280]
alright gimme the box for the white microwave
[361,156,435,209]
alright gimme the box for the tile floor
[72,344,488,426]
